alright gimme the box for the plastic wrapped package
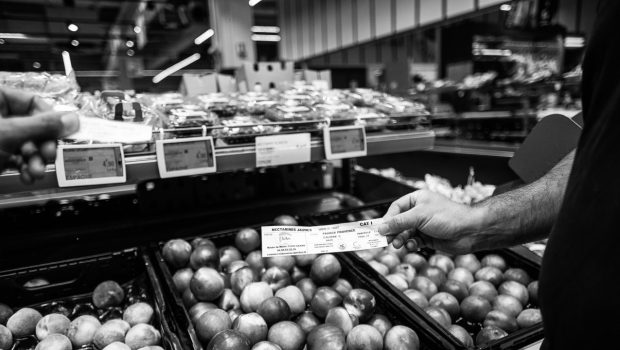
[211,115,281,144]
[236,92,278,115]
[166,105,220,131]
[372,96,431,130]
[196,93,238,117]
[343,88,383,107]
[0,71,81,110]
[331,107,389,132]
[264,103,326,132]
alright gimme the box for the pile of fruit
[358,246,541,346]
[0,281,162,350]
[161,215,421,350]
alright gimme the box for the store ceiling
[0,0,277,73]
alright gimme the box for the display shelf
[0,129,435,207]
[429,138,520,158]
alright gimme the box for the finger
[383,192,418,218]
[19,164,34,184]
[0,87,51,116]
[379,207,424,236]
[20,141,38,158]
[0,112,79,150]
[405,239,418,251]
[27,155,46,179]
[392,230,412,249]
[39,141,57,163]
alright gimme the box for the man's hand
[377,190,487,254]
[0,87,79,183]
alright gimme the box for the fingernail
[377,224,389,235]
[393,239,402,248]
[61,113,80,136]
[406,239,417,251]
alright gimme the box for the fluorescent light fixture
[476,48,512,56]
[251,34,281,42]
[134,26,142,34]
[126,40,134,48]
[194,29,214,45]
[67,23,79,32]
[249,0,262,6]
[152,53,201,84]
[62,51,73,76]
[251,26,280,33]
[127,49,135,56]
[32,62,41,69]
[0,33,29,39]
[564,36,585,48]
[500,4,512,11]
[71,39,79,46]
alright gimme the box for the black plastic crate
[304,203,544,350]
[0,248,184,350]
[152,224,459,350]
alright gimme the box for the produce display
[0,281,162,350]
[159,215,425,350]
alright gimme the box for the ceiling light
[251,26,280,33]
[32,62,41,69]
[62,51,73,76]
[500,4,512,11]
[251,34,281,42]
[153,53,201,84]
[249,0,262,6]
[127,49,135,56]
[71,39,79,46]
[126,40,134,48]
[133,26,142,34]
[564,36,585,48]
[0,33,29,39]
[67,23,79,32]
[194,29,214,45]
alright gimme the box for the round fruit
[403,253,427,270]
[295,311,320,334]
[274,286,305,315]
[367,314,391,337]
[424,306,451,328]
[0,325,13,350]
[273,215,298,226]
[231,267,256,296]
[191,267,225,301]
[232,312,268,345]
[385,244,408,260]
[454,254,481,274]
[0,304,13,326]
[409,276,438,300]
[267,321,304,350]
[206,329,251,350]
[93,281,125,308]
[290,267,306,284]
[355,250,375,262]
[265,257,296,272]
[252,341,282,350]
[492,294,523,318]
[439,280,468,302]
[93,320,130,349]
[228,261,250,274]
[261,267,292,292]
[310,254,341,286]
[475,267,504,286]
[385,274,408,291]
[229,309,243,323]
[183,288,199,308]
[67,315,101,348]
[498,281,529,306]
[35,333,72,350]
[306,325,345,350]
[295,278,317,304]
[294,254,317,267]
[481,254,507,272]
[476,325,508,345]
[36,313,70,340]
[240,282,274,313]
[503,268,531,286]
[219,246,243,271]
[418,266,447,287]
[218,289,241,311]
[191,238,216,249]
[516,309,542,328]
[469,281,498,302]
[346,325,382,350]
[392,264,416,283]
[368,261,389,276]
[483,310,518,333]
[376,253,400,271]
[429,254,455,274]
[460,295,492,323]
[429,292,460,320]
[123,302,154,326]
[528,281,539,306]
[190,303,218,324]
[190,245,219,270]
[310,287,343,319]
[162,239,192,268]
[448,325,473,347]
[448,267,474,287]
[325,307,356,336]
[331,279,353,297]
[343,289,376,322]
[257,297,291,327]
[236,228,261,253]
[246,251,265,276]
[172,268,194,294]
[404,289,429,308]
[195,309,232,343]
[384,325,419,350]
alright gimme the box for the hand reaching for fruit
[0,87,79,183]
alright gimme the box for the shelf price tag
[155,136,217,178]
[255,133,311,167]
[323,125,367,160]
[55,144,126,187]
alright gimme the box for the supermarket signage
[324,125,367,160]
[261,218,387,257]
[255,133,311,167]
[56,144,126,187]
[155,136,217,178]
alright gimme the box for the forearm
[469,150,575,250]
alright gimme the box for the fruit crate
[0,248,184,350]
[151,223,460,350]
[304,203,544,350]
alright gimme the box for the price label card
[261,218,387,257]
[255,133,311,167]
[156,136,217,178]
[56,144,126,187]
[324,125,367,160]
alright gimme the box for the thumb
[0,112,79,150]
[378,207,425,236]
